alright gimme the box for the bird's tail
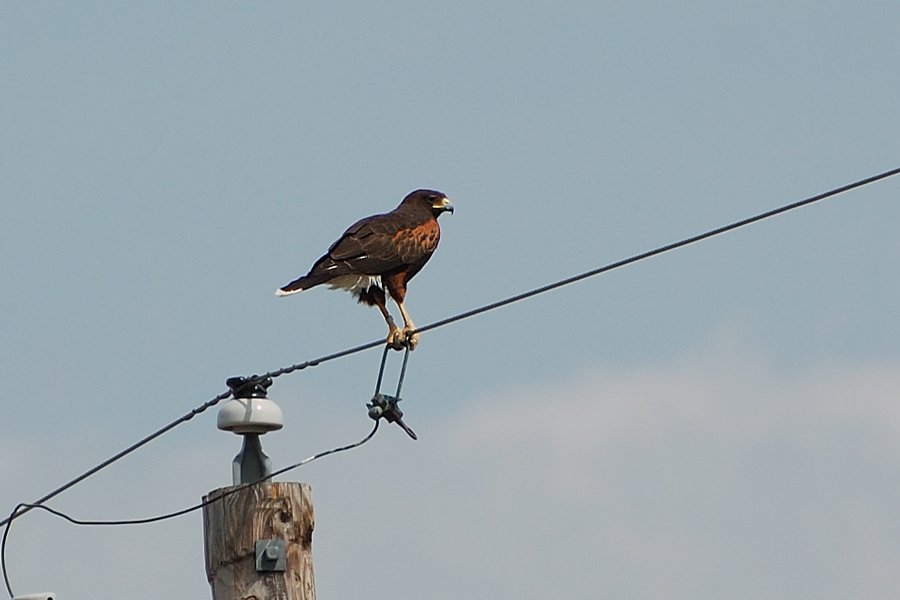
[277,254,361,297]
[276,270,341,296]
[276,275,311,297]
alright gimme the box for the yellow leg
[371,290,404,349]
[397,300,418,350]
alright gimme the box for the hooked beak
[438,196,454,214]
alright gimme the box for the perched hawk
[277,189,453,350]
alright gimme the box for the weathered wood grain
[203,482,315,600]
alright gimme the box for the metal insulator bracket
[367,393,417,440]
[367,344,418,440]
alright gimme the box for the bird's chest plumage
[393,217,440,265]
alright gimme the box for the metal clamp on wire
[367,344,417,440]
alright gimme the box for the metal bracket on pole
[255,539,287,572]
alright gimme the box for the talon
[386,328,405,350]
[403,328,419,351]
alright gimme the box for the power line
[0,390,232,529]
[2,165,898,530]
[2,422,380,598]
[414,165,900,335]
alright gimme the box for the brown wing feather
[280,206,437,293]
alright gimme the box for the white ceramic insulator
[217,397,284,435]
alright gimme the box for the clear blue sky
[2,2,899,598]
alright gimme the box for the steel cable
[2,165,898,531]
[1,422,380,598]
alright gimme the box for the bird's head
[404,189,454,218]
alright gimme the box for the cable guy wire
[2,165,898,530]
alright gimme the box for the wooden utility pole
[203,481,316,600]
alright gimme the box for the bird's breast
[395,219,440,254]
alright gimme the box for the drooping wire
[2,165,898,531]
[1,421,379,598]
[0,390,233,530]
